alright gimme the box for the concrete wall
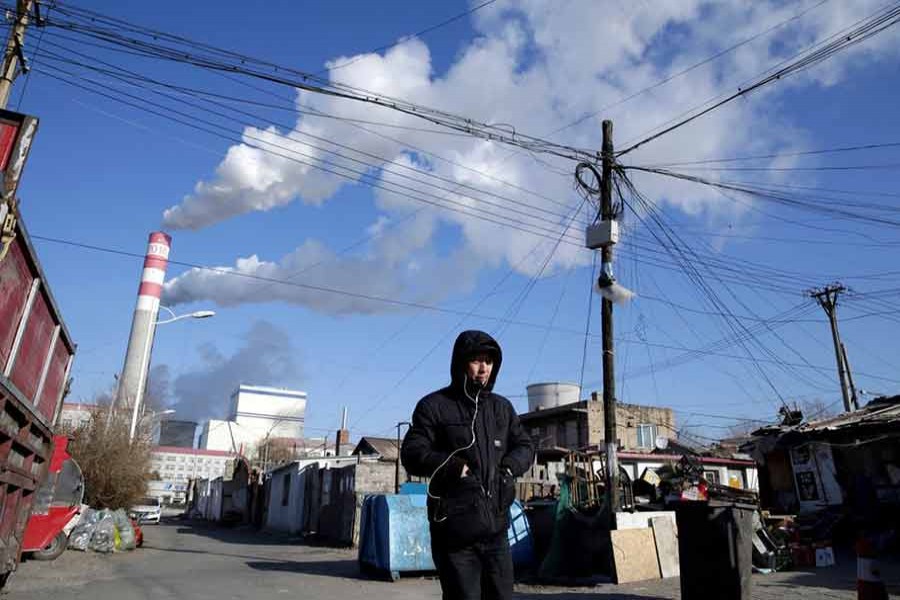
[199,420,241,452]
[265,463,317,534]
[279,459,398,547]
[523,400,675,452]
[231,385,307,442]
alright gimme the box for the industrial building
[198,384,307,455]
[157,419,197,448]
[148,446,237,504]
[57,401,94,431]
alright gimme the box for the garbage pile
[68,508,143,553]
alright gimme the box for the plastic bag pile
[68,508,139,553]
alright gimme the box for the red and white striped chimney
[117,232,172,427]
[136,232,171,312]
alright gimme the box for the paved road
[6,519,897,599]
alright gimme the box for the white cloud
[161,0,900,312]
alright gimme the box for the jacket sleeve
[500,402,534,477]
[400,399,465,483]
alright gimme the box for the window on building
[704,470,721,484]
[282,473,291,506]
[166,456,176,462]
[636,424,658,449]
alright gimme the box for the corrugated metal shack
[188,457,252,523]
[746,395,900,525]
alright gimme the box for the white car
[129,497,162,524]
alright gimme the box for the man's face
[466,353,494,386]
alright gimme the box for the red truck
[0,108,76,588]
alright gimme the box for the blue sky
[14,0,900,444]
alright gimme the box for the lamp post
[128,307,215,442]
[138,408,175,444]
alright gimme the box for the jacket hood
[450,330,502,392]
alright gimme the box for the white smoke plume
[161,0,899,313]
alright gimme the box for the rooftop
[352,436,399,461]
[61,402,96,411]
[752,395,900,439]
[152,446,237,457]
[519,399,671,420]
[231,384,307,398]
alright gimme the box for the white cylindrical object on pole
[116,232,171,440]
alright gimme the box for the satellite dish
[654,436,669,450]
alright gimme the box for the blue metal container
[358,494,535,580]
[508,499,535,568]
[399,482,427,495]
[358,494,435,581]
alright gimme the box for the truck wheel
[33,532,67,561]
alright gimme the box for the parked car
[129,497,162,524]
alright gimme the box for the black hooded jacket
[401,330,534,532]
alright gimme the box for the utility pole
[580,121,620,527]
[395,421,410,494]
[0,0,35,109]
[599,120,619,524]
[809,284,858,413]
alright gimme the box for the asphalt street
[6,519,897,599]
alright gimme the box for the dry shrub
[68,406,152,509]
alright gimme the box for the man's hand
[461,464,470,478]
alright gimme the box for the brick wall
[523,400,675,452]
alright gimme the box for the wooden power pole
[580,120,620,528]
[0,0,35,109]
[809,284,858,413]
[599,120,619,523]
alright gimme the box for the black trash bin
[675,500,755,600]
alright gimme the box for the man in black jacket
[401,330,534,600]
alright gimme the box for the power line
[638,162,900,172]
[618,3,900,156]
[33,64,588,245]
[644,141,900,167]
[318,0,498,75]
[549,0,829,138]
[30,45,582,231]
[32,2,599,163]
[626,166,900,230]
[30,30,576,213]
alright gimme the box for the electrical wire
[618,2,900,156]
[549,0,829,139]
[318,0,498,75]
[643,141,900,167]
[29,2,600,163]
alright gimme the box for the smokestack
[335,406,350,456]
[116,232,172,440]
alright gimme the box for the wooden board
[610,528,661,584]
[650,516,680,578]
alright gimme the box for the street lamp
[139,408,176,443]
[129,307,215,442]
[156,306,216,325]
